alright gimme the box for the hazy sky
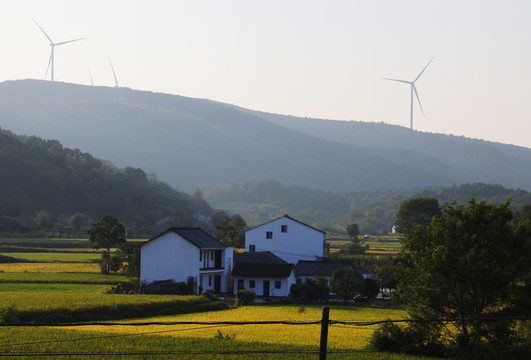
[2,1,531,148]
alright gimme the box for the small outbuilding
[231,251,296,297]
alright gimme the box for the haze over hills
[1,79,531,193]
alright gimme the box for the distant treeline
[0,128,212,237]
[202,180,531,234]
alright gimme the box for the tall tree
[216,215,246,247]
[399,199,531,355]
[330,267,363,303]
[88,215,126,274]
[395,197,441,235]
[346,223,360,242]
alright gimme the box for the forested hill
[0,128,212,235]
[201,180,531,232]
[2,80,531,192]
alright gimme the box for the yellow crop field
[70,305,406,351]
[0,262,100,273]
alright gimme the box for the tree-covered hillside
[0,128,212,236]
[3,80,531,193]
[202,180,531,233]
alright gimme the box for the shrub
[107,281,141,294]
[201,290,218,301]
[235,290,255,306]
[290,278,329,301]
[367,321,410,353]
[214,329,236,340]
[0,305,18,324]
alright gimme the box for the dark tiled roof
[143,227,226,249]
[295,260,352,277]
[234,251,287,264]
[232,251,294,278]
[232,262,294,278]
[247,214,326,234]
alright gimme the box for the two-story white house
[244,214,325,264]
[140,227,233,294]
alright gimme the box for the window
[266,231,273,239]
[281,225,288,233]
[208,275,212,286]
[237,279,244,290]
[199,251,202,261]
[249,245,256,252]
[211,251,214,261]
[296,278,302,284]
[275,280,281,289]
[249,280,255,288]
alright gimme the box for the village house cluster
[140,215,366,297]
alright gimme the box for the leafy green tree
[35,210,57,231]
[330,267,363,303]
[114,242,142,278]
[69,213,86,234]
[358,278,380,301]
[340,242,367,255]
[216,215,246,247]
[395,197,440,235]
[88,215,126,274]
[398,199,531,355]
[346,223,360,242]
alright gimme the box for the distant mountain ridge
[1,79,530,192]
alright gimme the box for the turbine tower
[383,57,434,130]
[109,58,119,88]
[33,19,84,82]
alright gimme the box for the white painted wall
[245,216,324,264]
[232,270,296,297]
[140,232,200,287]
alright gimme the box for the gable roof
[296,259,352,277]
[234,251,287,264]
[232,251,294,278]
[247,214,326,234]
[232,262,294,278]
[143,227,226,249]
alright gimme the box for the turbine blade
[33,19,53,44]
[88,66,94,86]
[413,85,424,116]
[381,77,412,85]
[55,37,85,46]
[413,56,435,83]
[45,51,53,80]
[109,58,119,87]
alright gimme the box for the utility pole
[319,306,330,360]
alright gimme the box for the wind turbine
[109,58,119,88]
[382,57,434,130]
[33,19,84,82]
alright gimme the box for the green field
[0,252,101,262]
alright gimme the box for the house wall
[245,217,324,264]
[233,271,296,297]
[140,232,200,288]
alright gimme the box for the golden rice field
[0,262,101,273]
[70,305,407,351]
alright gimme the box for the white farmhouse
[140,227,233,294]
[245,214,325,264]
